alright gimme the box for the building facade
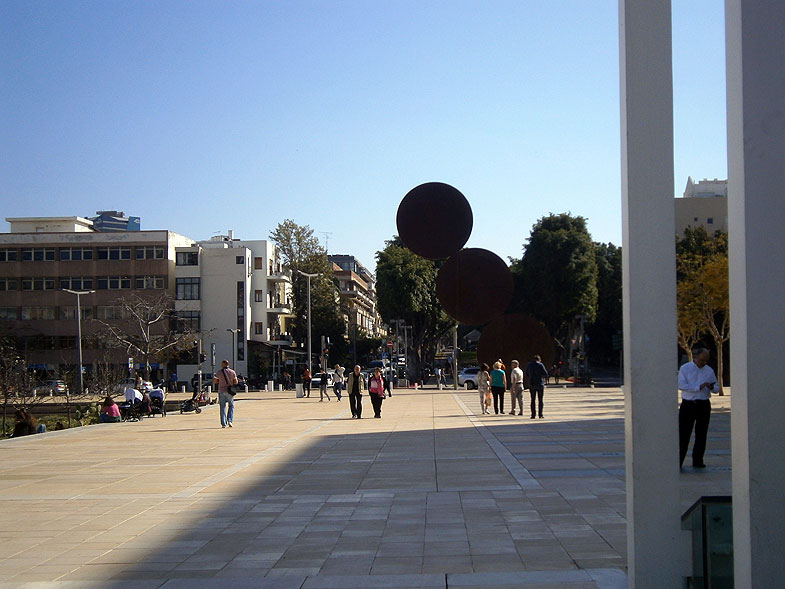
[328,254,382,338]
[675,176,728,237]
[174,232,292,386]
[0,217,193,382]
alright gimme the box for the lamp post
[63,288,95,395]
[297,271,319,373]
[226,328,239,368]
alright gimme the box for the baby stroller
[149,389,166,417]
[180,389,203,414]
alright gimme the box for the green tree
[587,242,622,365]
[510,214,599,349]
[375,237,452,381]
[675,228,729,392]
[270,220,346,367]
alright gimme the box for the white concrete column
[725,1,785,585]
[619,1,681,586]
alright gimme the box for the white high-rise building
[174,231,291,386]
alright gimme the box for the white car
[457,367,481,389]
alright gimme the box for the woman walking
[478,362,491,414]
[490,361,507,415]
[368,367,386,418]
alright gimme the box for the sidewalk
[0,385,731,588]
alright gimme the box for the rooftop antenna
[320,231,333,254]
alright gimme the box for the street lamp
[226,328,240,368]
[296,270,319,373]
[63,288,95,395]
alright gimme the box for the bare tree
[0,338,44,436]
[97,293,197,381]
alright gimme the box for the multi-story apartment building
[0,216,193,382]
[328,254,382,338]
[174,232,292,385]
[675,177,728,237]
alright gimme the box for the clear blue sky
[1,1,726,271]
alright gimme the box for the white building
[675,176,728,237]
[174,231,291,385]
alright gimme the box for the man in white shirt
[508,360,524,416]
[678,348,720,468]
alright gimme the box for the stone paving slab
[0,385,732,587]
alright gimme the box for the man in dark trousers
[346,364,366,418]
[525,354,549,419]
[678,348,719,468]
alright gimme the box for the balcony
[267,298,291,314]
[267,272,291,283]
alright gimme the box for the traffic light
[323,348,329,359]
[199,353,206,363]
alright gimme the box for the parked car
[457,367,481,389]
[115,378,153,394]
[34,379,68,396]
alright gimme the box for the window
[60,247,93,261]
[174,310,200,331]
[0,249,18,262]
[135,276,164,289]
[21,277,56,291]
[20,306,56,320]
[176,251,198,265]
[176,277,200,300]
[97,246,131,260]
[236,281,245,360]
[254,257,263,269]
[135,246,165,260]
[0,278,17,291]
[96,306,127,320]
[707,217,714,225]
[61,306,93,320]
[254,322,264,335]
[22,248,56,261]
[236,256,244,264]
[58,336,78,350]
[59,277,93,291]
[254,290,264,302]
[0,307,17,320]
[96,276,132,290]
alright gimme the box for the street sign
[387,341,393,348]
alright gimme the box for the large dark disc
[396,182,473,259]
[476,313,554,373]
[436,248,513,325]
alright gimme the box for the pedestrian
[333,364,344,401]
[434,366,442,389]
[318,366,331,402]
[525,354,549,419]
[213,359,239,428]
[440,363,448,387]
[369,367,386,418]
[509,360,524,415]
[490,361,507,414]
[346,364,366,418]
[385,367,393,397]
[478,362,491,414]
[302,367,312,398]
[678,348,719,468]
[282,371,291,390]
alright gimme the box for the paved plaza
[0,383,731,588]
